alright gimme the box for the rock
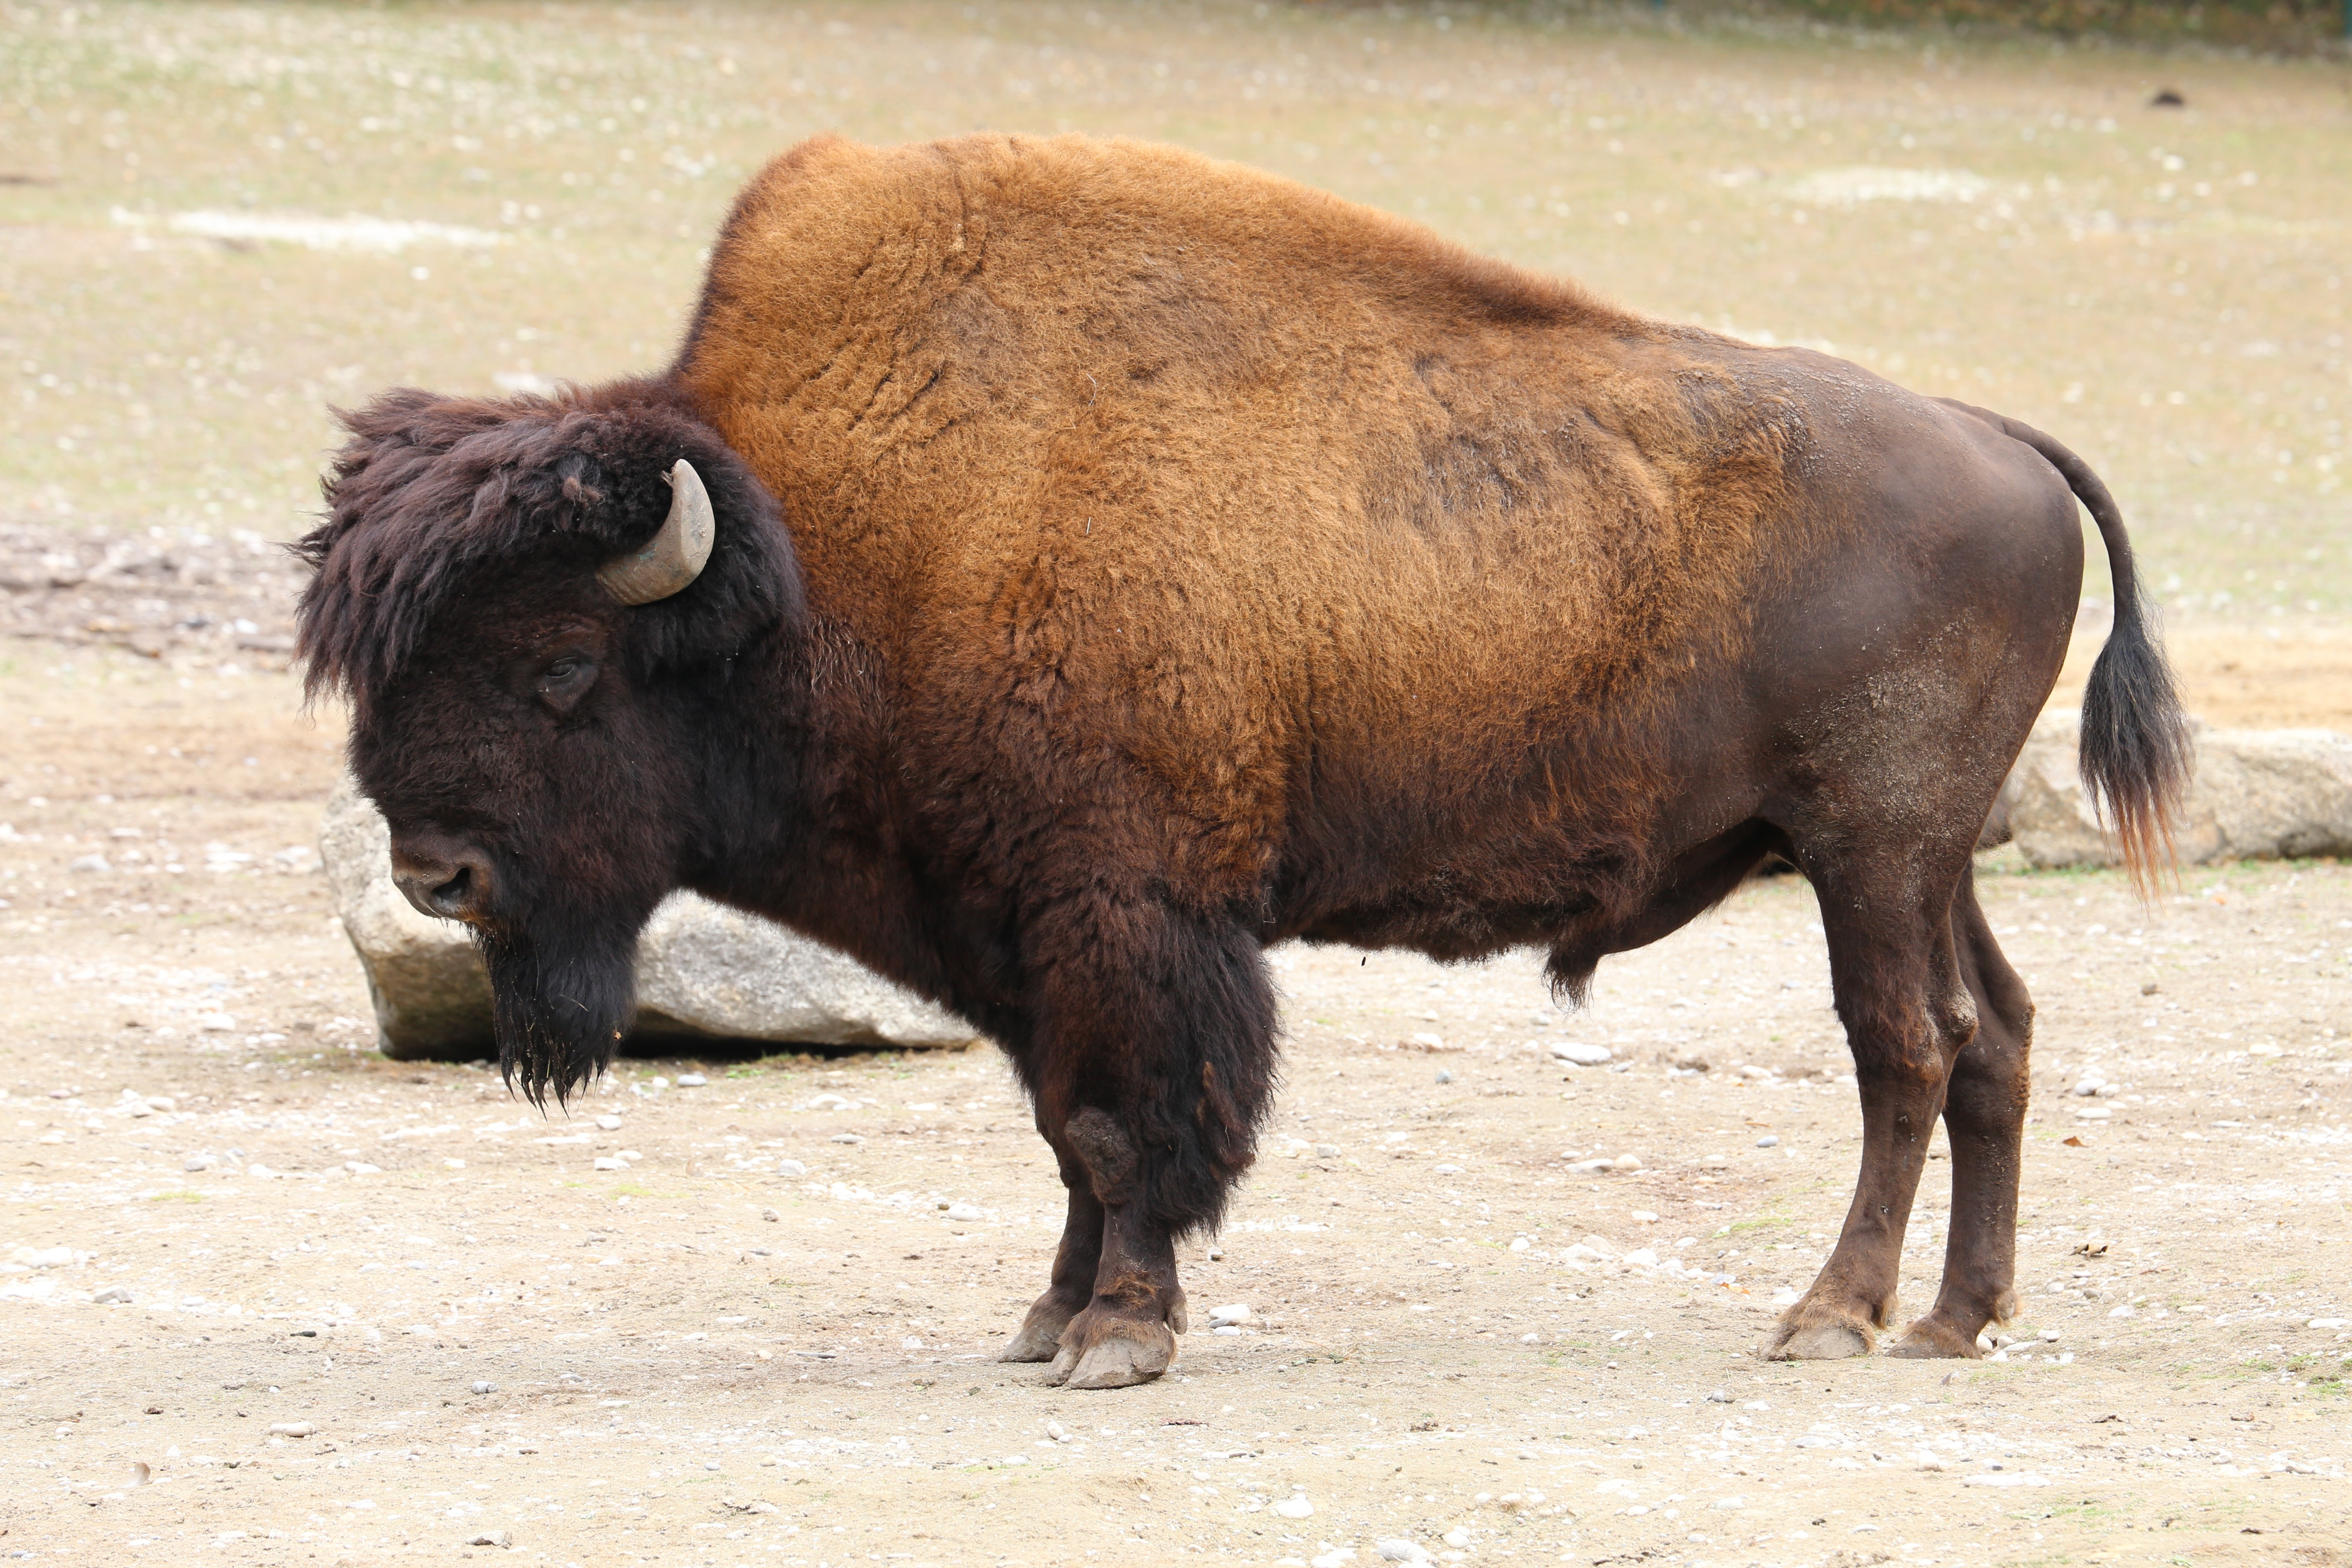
[1376,1539,1434,1563]
[774,1161,806,1178]
[1209,1303,1253,1328]
[760,1207,781,1222]
[1272,1493,1314,1519]
[92,1286,134,1305]
[1755,1135,1780,1148]
[471,1381,496,1394]
[1550,1041,1612,1066]
[2070,1076,2106,1097]
[184,1155,215,1173]
[944,1203,984,1222]
[1046,1420,1072,1443]
[2004,710,2352,868]
[1434,1068,1453,1084]
[593,1156,626,1172]
[674,1073,708,1087]
[267,1421,317,1438]
[319,778,980,1060]
[68,853,111,874]
[596,1115,623,1130]
[464,1531,512,1548]
[1705,1389,1733,1403]
[830,1133,865,1145]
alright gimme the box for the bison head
[295,380,803,1104]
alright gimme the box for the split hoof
[1064,1323,1176,1390]
[999,1317,1070,1363]
[1766,1319,1874,1361]
[1888,1316,1984,1360]
[1000,1294,1082,1363]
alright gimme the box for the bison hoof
[1042,1312,1176,1390]
[1887,1316,1984,1360]
[1766,1320,1874,1361]
[999,1297,1082,1363]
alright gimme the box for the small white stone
[68,854,112,874]
[1272,1494,1313,1519]
[92,1286,134,1305]
[945,1203,984,1222]
[184,1155,215,1173]
[2307,1317,2346,1329]
[1551,1042,1612,1066]
[1520,1332,1539,1343]
[831,1133,865,1145]
[1209,1303,1253,1327]
[1046,1420,1071,1442]
[267,1422,317,1438]
[775,1160,806,1177]
[1612,1154,1642,1172]
[760,1207,781,1222]
[594,1156,626,1172]
[596,1115,623,1131]
[1376,1540,1434,1564]
[1755,1135,1780,1149]
[1772,1287,1800,1307]
[1622,1248,1660,1268]
[1314,1143,1341,1158]
[1434,1069,1454,1084]
[2070,1078,2104,1097]
[1704,1389,1732,1403]
[471,1381,496,1394]
[675,1073,708,1087]
[1433,1164,1461,1175]
[1509,1237,1530,1252]
[1443,1526,1472,1547]
[464,1530,511,1547]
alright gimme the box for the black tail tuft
[2078,579,2193,888]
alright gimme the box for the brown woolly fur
[299,134,2187,1385]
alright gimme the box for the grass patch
[144,1189,204,1202]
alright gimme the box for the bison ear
[596,459,714,605]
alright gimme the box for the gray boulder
[318,780,979,1060]
[2003,709,2352,869]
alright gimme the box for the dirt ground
[5,3,2351,1563]
[2,639,2349,1568]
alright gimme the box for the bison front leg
[999,1142,1106,1363]
[1042,1108,1190,1390]
[1017,910,1274,1390]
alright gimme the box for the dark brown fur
[297,134,2186,1384]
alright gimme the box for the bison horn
[597,459,714,605]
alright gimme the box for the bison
[295,133,2188,1389]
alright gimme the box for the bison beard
[475,897,644,1109]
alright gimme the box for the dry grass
[2,0,2345,620]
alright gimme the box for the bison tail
[2000,416,2193,889]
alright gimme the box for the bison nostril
[429,866,473,917]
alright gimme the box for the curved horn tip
[597,457,716,606]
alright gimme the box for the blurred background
[2,0,2346,719]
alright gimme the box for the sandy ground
[3,646,2349,1568]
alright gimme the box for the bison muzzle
[295,133,2190,1387]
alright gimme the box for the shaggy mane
[295,377,799,705]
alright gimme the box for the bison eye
[535,653,598,713]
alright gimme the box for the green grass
[1,0,2344,616]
